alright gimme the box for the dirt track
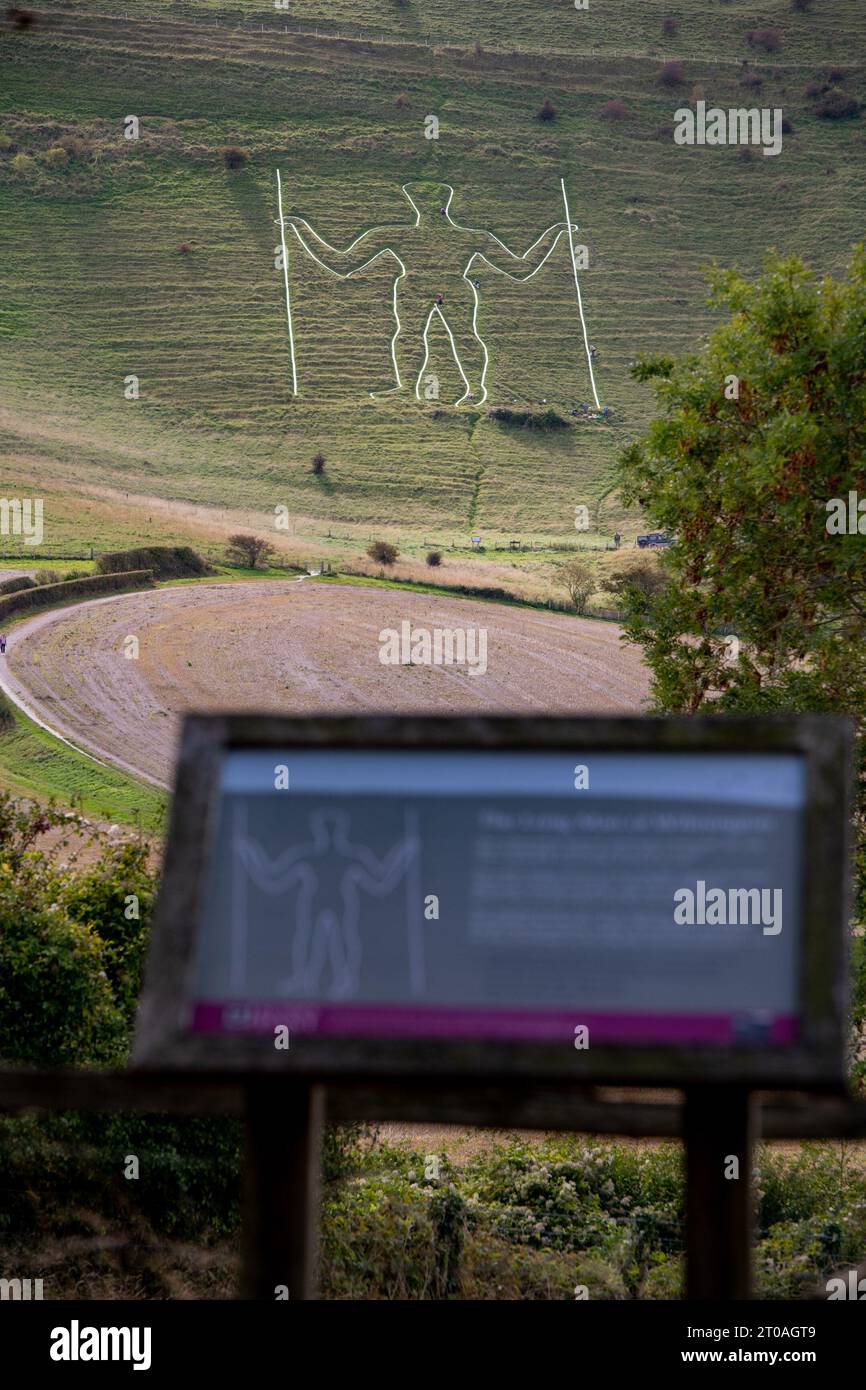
[1,580,650,787]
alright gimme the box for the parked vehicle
[636,531,674,549]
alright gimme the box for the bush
[426,551,442,567]
[489,407,569,430]
[311,452,326,475]
[661,17,679,36]
[747,27,782,52]
[537,99,557,122]
[606,558,668,609]
[0,571,153,623]
[10,152,37,178]
[0,575,34,596]
[600,100,631,121]
[791,0,812,9]
[58,135,92,161]
[0,693,14,730]
[740,70,763,90]
[815,89,861,120]
[367,540,399,566]
[43,145,69,167]
[221,146,248,170]
[657,61,684,88]
[178,241,192,255]
[97,546,211,580]
[7,8,36,30]
[394,93,409,108]
[558,557,596,614]
[225,534,274,569]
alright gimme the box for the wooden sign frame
[133,713,852,1090]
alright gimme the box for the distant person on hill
[0,635,7,655]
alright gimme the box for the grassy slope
[0,1,863,566]
[0,704,167,828]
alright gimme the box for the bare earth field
[2,580,650,787]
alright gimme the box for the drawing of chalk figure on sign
[275,175,601,408]
[231,807,419,1000]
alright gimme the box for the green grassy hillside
[1,1,864,557]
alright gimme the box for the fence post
[684,1085,756,1299]
[241,1079,324,1300]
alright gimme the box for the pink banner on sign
[190,1000,798,1045]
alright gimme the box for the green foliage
[0,570,153,622]
[367,540,399,565]
[96,546,212,580]
[616,251,866,1060]
[0,797,149,1066]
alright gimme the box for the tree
[606,556,668,609]
[616,249,866,1045]
[558,557,596,614]
[221,146,248,170]
[426,550,442,567]
[367,540,399,566]
[312,452,326,475]
[226,533,274,569]
[537,99,557,123]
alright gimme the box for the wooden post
[241,1080,324,1301]
[684,1085,756,1300]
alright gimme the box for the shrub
[58,135,92,161]
[43,145,69,167]
[782,116,794,134]
[394,93,409,108]
[10,152,37,178]
[537,98,557,122]
[815,89,861,120]
[0,571,153,623]
[33,569,60,586]
[791,0,811,8]
[0,575,35,596]
[367,540,398,566]
[6,7,36,29]
[740,70,763,90]
[97,546,211,580]
[606,558,668,608]
[489,407,569,430]
[311,452,326,475]
[426,551,442,567]
[558,557,596,614]
[657,61,684,88]
[747,28,782,52]
[225,534,274,569]
[221,146,248,170]
[0,134,16,154]
[0,692,14,730]
[178,241,193,255]
[600,99,630,121]
[661,16,678,37]
[738,145,754,161]
[805,81,825,98]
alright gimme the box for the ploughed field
[4,581,650,786]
